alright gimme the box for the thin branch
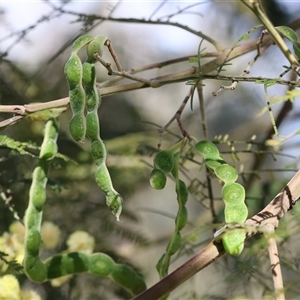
[54,7,223,51]
[266,230,285,300]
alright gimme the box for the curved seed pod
[65,53,86,143]
[71,35,94,53]
[24,254,47,282]
[24,119,59,282]
[30,182,46,210]
[68,85,86,114]
[224,203,248,223]
[81,40,123,220]
[86,35,108,63]
[25,229,42,255]
[154,150,175,173]
[88,253,115,277]
[45,252,90,278]
[222,230,246,256]
[195,140,223,161]
[222,182,245,205]
[86,112,100,141]
[106,192,123,222]
[215,164,238,184]
[45,251,146,295]
[156,149,189,279]
[40,118,58,160]
[69,113,86,143]
[95,165,123,220]
[195,140,248,256]
[175,206,188,231]
[204,159,225,171]
[150,168,167,190]
[176,179,188,206]
[111,263,147,296]
[64,54,82,89]
[166,233,181,256]
[91,139,106,165]
[82,61,96,88]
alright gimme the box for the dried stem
[266,231,285,300]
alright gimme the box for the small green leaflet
[293,41,300,60]
[275,26,298,42]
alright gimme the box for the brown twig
[266,230,285,300]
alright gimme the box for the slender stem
[55,7,224,52]
[266,232,285,300]
[241,0,299,66]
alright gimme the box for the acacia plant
[1,1,300,299]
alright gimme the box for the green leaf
[276,26,298,42]
[293,41,300,60]
[0,135,39,157]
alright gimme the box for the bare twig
[266,230,285,300]
[54,7,223,51]
[158,86,194,148]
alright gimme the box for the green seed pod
[86,112,100,141]
[106,193,123,221]
[111,264,147,295]
[95,165,123,220]
[40,139,57,160]
[166,232,181,256]
[71,35,94,53]
[154,150,175,173]
[69,85,86,114]
[222,183,245,205]
[95,165,112,194]
[204,159,225,171]
[86,35,108,63]
[24,254,47,282]
[69,113,86,143]
[25,229,41,255]
[156,253,168,273]
[24,208,38,230]
[45,252,89,279]
[150,168,167,190]
[64,54,82,89]
[224,203,248,223]
[39,119,59,160]
[175,206,188,231]
[176,180,188,206]
[222,230,246,256]
[195,141,222,160]
[215,164,238,184]
[61,252,89,274]
[89,253,115,276]
[33,164,48,182]
[30,182,46,210]
[91,139,106,166]
[85,88,99,112]
[82,62,96,88]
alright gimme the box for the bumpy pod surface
[150,168,167,190]
[154,150,175,174]
[195,140,248,256]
